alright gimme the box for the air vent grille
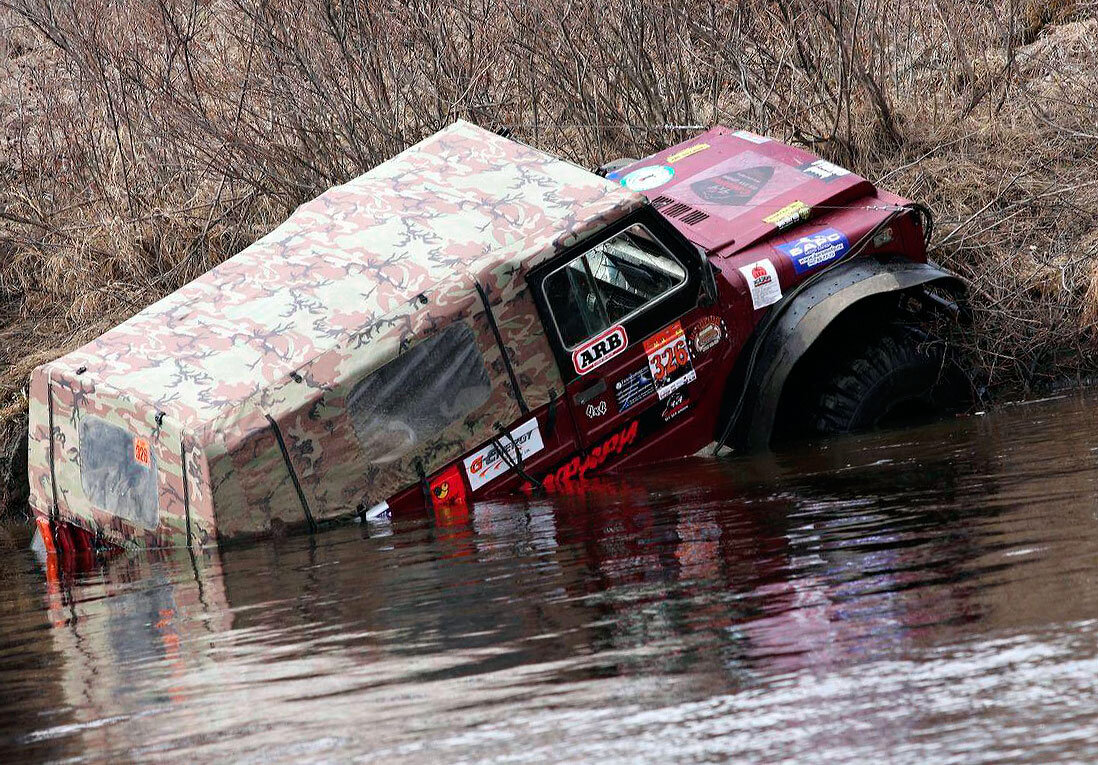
[651,195,710,226]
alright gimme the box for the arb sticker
[763,200,810,230]
[463,418,545,491]
[573,325,628,375]
[133,437,151,468]
[620,165,675,192]
[644,321,697,400]
[778,227,850,274]
[738,258,782,310]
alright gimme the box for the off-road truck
[26,121,965,554]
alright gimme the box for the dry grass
[1,0,1097,512]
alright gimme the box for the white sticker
[585,400,608,419]
[732,130,770,144]
[572,324,628,375]
[620,165,675,192]
[463,418,545,491]
[738,258,782,310]
[799,158,850,181]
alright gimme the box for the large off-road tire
[809,325,965,435]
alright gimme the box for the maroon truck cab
[389,127,964,521]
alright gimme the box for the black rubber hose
[910,201,935,247]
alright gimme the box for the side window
[347,322,492,464]
[542,223,687,348]
[79,416,160,529]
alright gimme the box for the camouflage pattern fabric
[28,121,644,548]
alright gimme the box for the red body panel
[391,128,931,524]
[390,127,931,522]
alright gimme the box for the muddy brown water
[4,392,1098,763]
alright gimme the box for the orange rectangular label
[133,437,151,467]
[643,321,696,400]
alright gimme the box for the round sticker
[620,165,675,192]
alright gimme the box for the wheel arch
[725,257,966,451]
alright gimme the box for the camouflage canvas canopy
[28,121,645,547]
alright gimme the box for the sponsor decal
[732,129,770,144]
[585,400,608,419]
[798,158,850,182]
[691,166,773,207]
[620,165,675,192]
[429,463,467,506]
[690,317,724,354]
[572,324,628,375]
[778,227,850,274]
[661,389,690,422]
[463,418,545,491]
[133,437,151,468]
[644,321,697,400]
[666,143,710,163]
[737,258,783,310]
[614,366,656,412]
[763,200,811,230]
[540,420,640,492]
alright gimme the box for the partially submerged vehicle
[27,121,966,552]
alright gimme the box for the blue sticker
[778,228,850,274]
[614,366,655,412]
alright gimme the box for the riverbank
[2,1,1096,517]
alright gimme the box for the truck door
[530,211,725,489]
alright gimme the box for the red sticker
[133,437,151,467]
[429,463,467,507]
[539,420,640,493]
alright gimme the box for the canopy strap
[475,282,528,415]
[265,414,317,534]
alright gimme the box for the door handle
[574,378,606,405]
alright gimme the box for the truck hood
[608,127,879,257]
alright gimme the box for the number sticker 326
[643,321,697,399]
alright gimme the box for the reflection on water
[5,392,1098,762]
